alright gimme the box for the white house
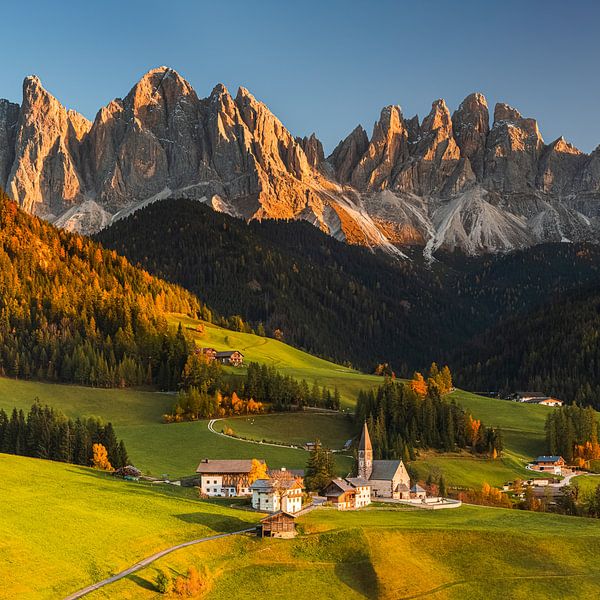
[251,471,304,514]
[322,477,372,510]
[196,459,265,497]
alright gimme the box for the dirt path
[207,418,306,451]
[63,527,256,599]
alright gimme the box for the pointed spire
[359,421,372,454]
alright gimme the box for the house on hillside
[529,456,566,475]
[196,458,265,497]
[535,397,563,407]
[258,511,297,538]
[198,347,217,361]
[251,469,304,514]
[323,477,372,510]
[357,422,411,499]
[512,392,546,402]
[215,350,244,367]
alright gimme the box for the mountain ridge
[2,66,600,256]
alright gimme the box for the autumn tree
[92,443,112,471]
[248,458,268,485]
[410,372,428,397]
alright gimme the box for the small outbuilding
[258,511,297,538]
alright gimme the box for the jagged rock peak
[297,133,324,168]
[550,136,582,155]
[493,102,522,124]
[452,93,490,180]
[421,99,453,134]
[328,124,369,184]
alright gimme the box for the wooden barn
[258,511,297,538]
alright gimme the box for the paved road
[207,418,306,451]
[64,527,256,599]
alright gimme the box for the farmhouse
[511,392,563,406]
[358,422,411,499]
[251,469,304,514]
[529,456,566,475]
[323,477,372,510]
[196,458,264,497]
[215,350,244,366]
[195,348,244,367]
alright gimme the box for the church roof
[359,422,372,454]
[370,460,403,481]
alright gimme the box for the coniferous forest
[356,378,503,460]
[0,193,208,390]
[0,401,128,468]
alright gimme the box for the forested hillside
[97,198,467,372]
[0,193,206,389]
[455,285,600,409]
[98,199,600,407]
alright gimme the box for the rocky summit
[1,67,600,256]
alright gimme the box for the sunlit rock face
[2,68,600,256]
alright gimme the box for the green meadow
[170,313,383,407]
[0,454,261,599]
[88,504,600,600]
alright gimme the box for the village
[195,422,461,538]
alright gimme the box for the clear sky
[3,0,599,153]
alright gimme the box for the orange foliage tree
[92,443,112,471]
[248,458,268,485]
[410,372,428,397]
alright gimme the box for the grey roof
[345,477,371,488]
[396,483,410,492]
[370,460,403,481]
[535,456,563,463]
[326,478,355,493]
[411,484,426,493]
[215,350,243,358]
[260,510,296,522]
[250,478,275,491]
[196,459,264,474]
[516,391,545,397]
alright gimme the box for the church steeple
[358,421,373,479]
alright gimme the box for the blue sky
[3,0,599,152]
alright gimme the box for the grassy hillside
[170,313,383,407]
[0,454,261,599]
[0,378,352,477]
[88,505,600,600]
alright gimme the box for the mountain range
[2,66,600,256]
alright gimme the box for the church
[358,422,411,499]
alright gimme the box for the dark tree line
[356,379,503,460]
[0,401,129,467]
[546,404,599,463]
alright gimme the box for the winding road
[64,527,256,599]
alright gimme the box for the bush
[155,569,172,594]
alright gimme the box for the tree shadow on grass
[334,561,379,599]
[127,573,156,592]
[175,511,257,533]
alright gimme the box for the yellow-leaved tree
[92,443,112,471]
[248,458,268,484]
[410,372,428,397]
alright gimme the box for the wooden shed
[258,511,297,538]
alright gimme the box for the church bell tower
[358,421,373,479]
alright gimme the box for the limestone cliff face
[2,68,600,256]
[7,76,91,215]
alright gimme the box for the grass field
[0,454,261,599]
[87,504,600,600]
[0,378,352,477]
[170,314,383,407]
[217,412,355,450]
